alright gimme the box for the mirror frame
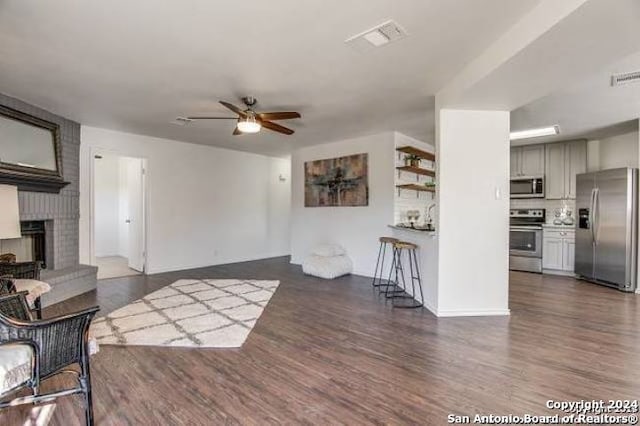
[0,105,68,193]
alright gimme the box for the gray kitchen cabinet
[542,236,563,270]
[510,149,520,177]
[520,145,545,176]
[543,229,575,274]
[562,239,575,271]
[545,140,586,199]
[510,144,544,177]
[545,143,566,199]
[565,140,587,199]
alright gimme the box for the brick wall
[0,93,80,270]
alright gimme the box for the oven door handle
[510,226,543,231]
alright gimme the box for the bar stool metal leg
[385,247,407,298]
[374,237,399,291]
[383,247,404,297]
[393,246,424,309]
[371,241,383,287]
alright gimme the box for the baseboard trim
[147,254,291,275]
[435,308,511,317]
[542,269,576,277]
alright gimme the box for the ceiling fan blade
[232,127,242,136]
[260,119,294,135]
[186,116,237,120]
[257,112,301,121]
[219,101,247,117]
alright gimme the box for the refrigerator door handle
[589,188,596,244]
[593,187,600,244]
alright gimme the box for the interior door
[127,158,145,272]
[574,172,594,278]
[593,168,630,286]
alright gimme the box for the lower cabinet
[542,229,575,275]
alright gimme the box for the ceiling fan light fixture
[237,112,261,133]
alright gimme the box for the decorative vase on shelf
[404,154,421,168]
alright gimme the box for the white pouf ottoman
[302,245,353,279]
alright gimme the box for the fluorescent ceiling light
[510,125,560,140]
[363,30,390,47]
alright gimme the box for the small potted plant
[404,154,421,167]
[424,181,436,189]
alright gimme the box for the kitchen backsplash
[510,198,575,224]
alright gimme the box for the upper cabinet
[510,144,544,177]
[565,141,587,199]
[545,140,587,200]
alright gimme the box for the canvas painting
[304,153,368,207]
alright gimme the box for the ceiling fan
[185,96,301,136]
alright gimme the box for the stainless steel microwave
[510,176,544,198]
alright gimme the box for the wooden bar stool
[372,237,399,289]
[384,241,425,309]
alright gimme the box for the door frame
[89,147,148,273]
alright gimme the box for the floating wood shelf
[396,166,436,178]
[396,146,436,162]
[396,184,435,193]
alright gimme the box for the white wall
[79,126,291,274]
[94,154,120,257]
[436,109,510,316]
[597,131,639,170]
[290,132,395,276]
[268,158,292,257]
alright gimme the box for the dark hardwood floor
[1,256,639,425]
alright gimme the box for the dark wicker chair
[0,261,44,318]
[0,291,99,425]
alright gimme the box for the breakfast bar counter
[388,225,438,314]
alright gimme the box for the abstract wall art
[304,153,368,207]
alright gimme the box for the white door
[126,158,145,272]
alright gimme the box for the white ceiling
[0,0,539,157]
[511,49,640,146]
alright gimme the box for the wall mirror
[0,105,67,192]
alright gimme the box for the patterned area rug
[90,279,279,348]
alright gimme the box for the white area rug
[90,279,279,348]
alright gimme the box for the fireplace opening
[0,220,50,269]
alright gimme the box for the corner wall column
[435,108,510,316]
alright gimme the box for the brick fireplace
[0,92,97,306]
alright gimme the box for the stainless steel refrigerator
[575,168,638,292]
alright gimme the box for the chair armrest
[0,277,16,295]
[0,262,41,280]
[0,292,32,321]
[0,302,99,378]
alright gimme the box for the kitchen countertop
[542,223,576,230]
[388,224,437,236]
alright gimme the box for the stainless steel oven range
[509,208,545,273]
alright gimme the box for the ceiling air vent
[611,70,640,86]
[345,20,408,52]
